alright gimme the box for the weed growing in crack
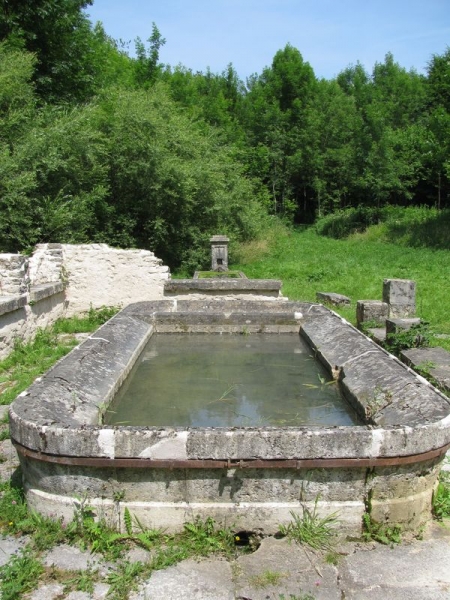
[0,549,43,600]
[362,512,402,545]
[433,470,450,520]
[385,321,431,357]
[249,569,286,589]
[278,496,339,552]
[106,560,148,600]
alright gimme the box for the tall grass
[232,220,450,351]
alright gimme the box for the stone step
[164,278,282,297]
[401,346,450,394]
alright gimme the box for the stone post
[356,300,389,328]
[383,279,416,318]
[210,235,229,271]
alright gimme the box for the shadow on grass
[383,209,450,250]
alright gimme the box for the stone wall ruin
[0,243,170,359]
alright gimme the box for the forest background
[1,0,449,272]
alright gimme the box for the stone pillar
[0,254,29,295]
[356,300,389,328]
[383,279,416,318]
[210,235,229,271]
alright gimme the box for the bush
[315,206,383,238]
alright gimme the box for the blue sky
[85,0,450,81]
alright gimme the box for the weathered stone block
[0,295,27,316]
[386,317,421,336]
[29,282,65,303]
[401,346,450,393]
[316,292,351,306]
[356,300,389,327]
[383,278,416,317]
[0,254,29,295]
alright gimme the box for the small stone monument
[210,235,229,271]
[383,279,416,318]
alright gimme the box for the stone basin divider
[9,297,450,535]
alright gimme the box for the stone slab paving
[28,583,110,600]
[1,521,450,599]
[233,536,340,600]
[131,558,234,600]
[128,524,450,600]
[43,544,112,577]
[0,535,29,567]
[338,530,450,599]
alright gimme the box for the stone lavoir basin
[9,299,450,534]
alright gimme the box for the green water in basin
[105,333,360,427]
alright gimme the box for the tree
[0,43,36,145]
[0,0,100,103]
[427,47,450,112]
[240,45,318,220]
[95,84,268,268]
[134,22,166,87]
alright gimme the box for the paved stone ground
[0,523,449,599]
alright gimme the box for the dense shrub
[314,206,384,238]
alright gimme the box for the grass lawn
[231,226,450,350]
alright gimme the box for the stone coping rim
[0,294,27,316]
[9,300,450,462]
[13,440,450,468]
[29,282,64,303]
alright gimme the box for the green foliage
[0,328,75,406]
[278,498,339,552]
[0,479,28,529]
[65,499,128,560]
[315,206,383,238]
[362,512,402,545]
[0,484,238,600]
[53,304,119,334]
[123,507,133,536]
[0,10,449,263]
[0,481,68,549]
[134,22,166,87]
[0,549,43,600]
[432,470,450,520]
[91,83,269,269]
[0,0,100,103]
[314,205,450,250]
[231,225,450,353]
[179,516,235,556]
[427,47,450,112]
[385,322,431,357]
[63,565,98,595]
[106,560,147,600]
